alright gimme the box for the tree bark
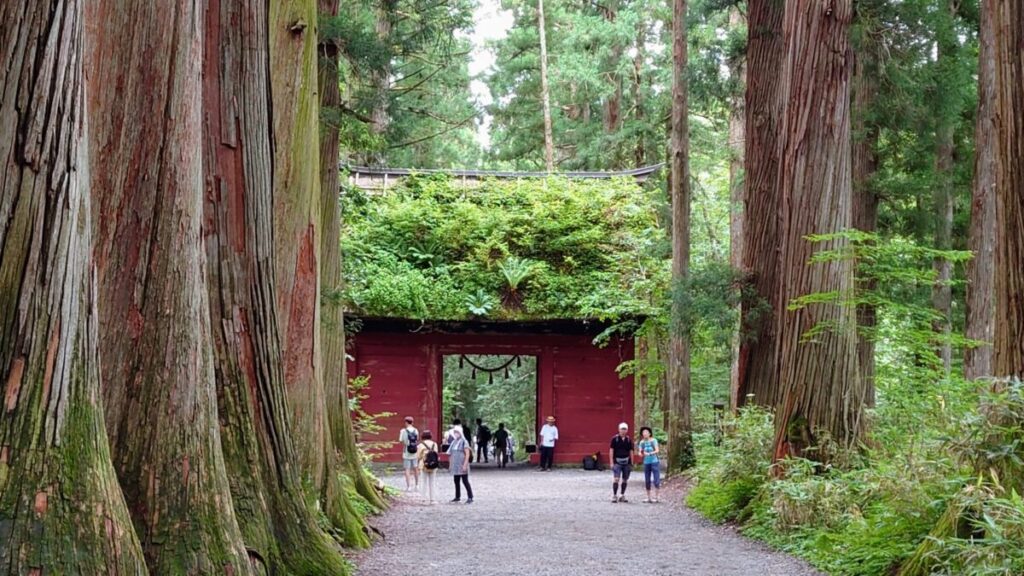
[728,5,747,410]
[736,0,784,411]
[318,0,388,541]
[370,0,396,141]
[538,0,555,172]
[202,0,352,571]
[965,2,996,381]
[992,0,1024,378]
[667,0,694,472]
[632,17,647,168]
[86,0,252,570]
[932,0,958,379]
[0,1,146,571]
[636,336,650,427]
[772,0,864,460]
[852,15,880,406]
[270,0,328,496]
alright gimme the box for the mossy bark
[317,0,388,523]
[86,0,252,571]
[0,2,147,571]
[202,0,352,572]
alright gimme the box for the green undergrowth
[341,173,667,321]
[686,380,1024,576]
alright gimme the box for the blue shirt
[638,438,659,465]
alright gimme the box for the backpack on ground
[423,442,439,470]
[406,429,419,453]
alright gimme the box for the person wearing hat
[609,422,634,502]
[399,416,420,492]
[538,416,559,471]
[637,426,661,503]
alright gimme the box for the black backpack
[406,429,419,453]
[423,442,439,470]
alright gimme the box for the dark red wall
[348,326,634,465]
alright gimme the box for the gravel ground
[351,463,823,576]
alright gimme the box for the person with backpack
[399,416,420,492]
[416,430,440,504]
[637,426,661,503]
[446,426,474,504]
[609,422,634,503]
[492,423,510,468]
[475,418,492,463]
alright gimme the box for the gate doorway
[442,354,537,466]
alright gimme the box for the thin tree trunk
[736,0,784,410]
[602,1,623,169]
[667,0,694,472]
[202,0,351,571]
[86,0,251,570]
[852,21,880,406]
[633,17,647,168]
[728,5,747,410]
[992,0,1024,379]
[932,1,958,378]
[636,336,650,427]
[370,0,396,141]
[271,0,328,497]
[772,0,864,460]
[538,0,555,171]
[0,1,146,570]
[965,2,996,381]
[318,0,387,540]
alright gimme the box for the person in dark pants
[609,423,634,502]
[447,427,474,504]
[538,415,559,471]
[492,423,510,468]
[475,418,492,463]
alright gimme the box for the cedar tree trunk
[538,0,555,171]
[727,5,747,409]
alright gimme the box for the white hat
[618,422,629,430]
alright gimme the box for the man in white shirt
[538,415,559,471]
[398,416,420,491]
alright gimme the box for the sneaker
[465,498,474,504]
[611,495,619,503]
[450,498,460,503]
[643,498,652,503]
[619,496,628,503]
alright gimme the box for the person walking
[416,430,441,504]
[493,423,510,468]
[609,423,633,502]
[447,427,474,504]
[539,416,559,471]
[475,418,492,463]
[399,416,420,492]
[637,426,661,503]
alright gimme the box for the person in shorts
[609,422,633,502]
[399,416,420,491]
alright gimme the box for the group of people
[397,416,663,505]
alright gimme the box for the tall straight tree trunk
[271,0,328,496]
[667,0,694,472]
[370,0,396,142]
[965,2,996,381]
[728,5,747,409]
[602,0,623,169]
[202,0,351,571]
[86,0,251,570]
[0,2,146,570]
[992,0,1024,379]
[318,0,387,540]
[736,0,784,411]
[636,337,650,426]
[932,1,959,378]
[633,17,647,168]
[538,0,555,171]
[852,21,880,406]
[772,0,864,459]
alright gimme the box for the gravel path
[352,463,823,576]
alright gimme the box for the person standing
[475,418,492,463]
[637,426,661,503]
[447,427,474,503]
[399,416,420,492]
[416,430,440,504]
[539,416,559,471]
[493,423,510,468]
[609,423,633,502]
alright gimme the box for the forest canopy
[341,173,668,321]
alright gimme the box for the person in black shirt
[492,423,510,468]
[609,423,634,503]
[475,418,492,463]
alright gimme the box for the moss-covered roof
[340,172,668,322]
